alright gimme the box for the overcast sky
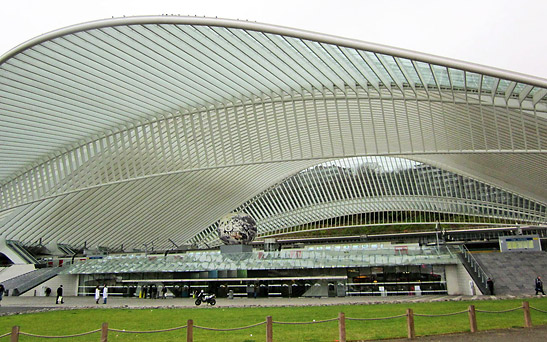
[2,0,546,79]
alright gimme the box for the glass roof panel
[448,68,466,89]
[362,51,393,85]
[464,71,482,91]
[431,65,450,87]
[413,61,434,86]
[394,57,421,84]
[377,54,407,85]
[481,75,498,94]
[339,47,381,85]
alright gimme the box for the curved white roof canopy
[0,16,546,250]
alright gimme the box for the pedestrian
[102,284,108,304]
[161,286,167,299]
[0,283,4,306]
[535,276,545,295]
[487,278,494,295]
[468,280,475,296]
[142,285,148,299]
[45,287,51,297]
[56,285,64,304]
[95,285,101,304]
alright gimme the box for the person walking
[102,284,108,304]
[0,283,5,306]
[56,285,64,304]
[535,276,545,295]
[487,278,495,295]
[94,285,101,304]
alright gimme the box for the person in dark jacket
[487,278,494,295]
[0,284,4,306]
[56,285,64,304]
[535,276,545,295]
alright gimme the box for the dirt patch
[376,325,547,342]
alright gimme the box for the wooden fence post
[338,312,346,342]
[100,322,108,342]
[10,326,19,342]
[187,319,193,342]
[468,305,477,333]
[523,301,532,328]
[266,316,273,342]
[406,308,415,339]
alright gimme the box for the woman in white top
[94,285,100,304]
[102,284,108,304]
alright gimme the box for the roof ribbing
[1,16,546,250]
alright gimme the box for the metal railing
[453,244,489,290]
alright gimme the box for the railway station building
[0,16,546,299]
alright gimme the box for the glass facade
[71,244,452,297]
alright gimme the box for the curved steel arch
[0,16,546,250]
[196,156,546,247]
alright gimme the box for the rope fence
[1,301,545,341]
[18,329,101,339]
[414,310,468,317]
[475,307,522,313]
[530,306,547,314]
[108,325,187,333]
[194,321,266,331]
[347,313,407,321]
[272,318,339,324]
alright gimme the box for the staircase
[2,267,62,296]
[450,245,489,295]
[473,251,547,295]
[5,240,39,264]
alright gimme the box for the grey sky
[1,0,546,79]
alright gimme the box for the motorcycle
[195,291,216,306]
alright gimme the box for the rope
[0,333,10,339]
[19,329,101,338]
[475,307,522,314]
[530,306,547,314]
[346,314,407,321]
[109,325,187,333]
[194,321,266,331]
[273,318,339,325]
[414,310,468,317]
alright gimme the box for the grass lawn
[0,298,545,341]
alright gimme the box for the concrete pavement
[0,293,542,313]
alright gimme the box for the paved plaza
[0,293,540,312]
[0,294,504,309]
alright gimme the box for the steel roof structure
[1,16,546,251]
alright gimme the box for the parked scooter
[195,290,216,306]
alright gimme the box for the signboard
[499,235,542,252]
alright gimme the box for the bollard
[266,316,273,342]
[10,326,19,342]
[338,312,346,342]
[468,305,477,333]
[406,308,415,339]
[187,319,193,342]
[523,301,532,328]
[100,322,108,342]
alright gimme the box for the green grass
[0,298,546,341]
